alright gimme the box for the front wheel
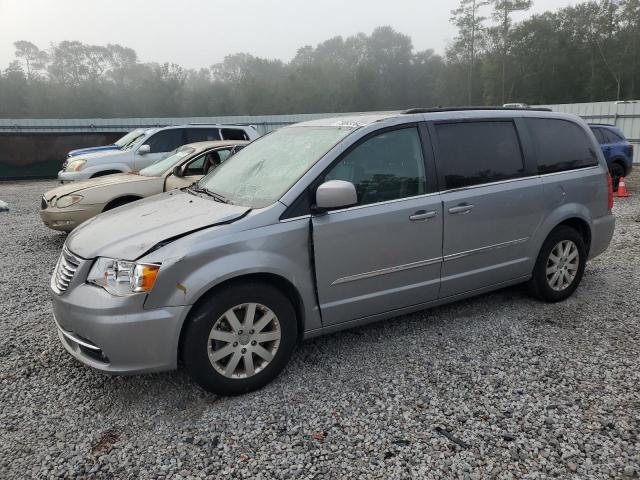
[528,226,587,302]
[182,282,297,395]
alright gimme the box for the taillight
[607,172,614,210]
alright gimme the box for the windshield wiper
[186,185,232,204]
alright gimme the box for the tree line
[0,0,638,118]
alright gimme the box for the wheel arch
[610,156,628,175]
[90,169,124,178]
[102,195,144,212]
[177,272,307,363]
[555,217,591,251]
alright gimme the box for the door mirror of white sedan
[171,165,183,177]
[315,180,358,211]
[138,144,151,155]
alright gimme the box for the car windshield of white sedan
[114,129,145,148]
[197,126,353,208]
[138,147,195,177]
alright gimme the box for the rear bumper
[589,213,615,259]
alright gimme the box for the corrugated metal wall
[1,102,638,179]
[0,113,358,136]
[540,101,640,164]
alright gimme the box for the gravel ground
[1,176,639,479]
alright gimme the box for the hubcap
[545,240,579,291]
[207,303,281,379]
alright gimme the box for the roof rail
[402,106,553,114]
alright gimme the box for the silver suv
[50,109,615,395]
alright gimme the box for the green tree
[451,0,490,104]
[490,0,532,103]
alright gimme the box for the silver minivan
[50,109,615,395]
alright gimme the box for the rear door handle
[448,203,474,215]
[409,210,437,221]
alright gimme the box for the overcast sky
[0,0,584,69]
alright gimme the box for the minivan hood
[44,173,152,200]
[66,191,250,259]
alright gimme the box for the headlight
[65,159,86,172]
[87,258,161,296]
[54,194,83,208]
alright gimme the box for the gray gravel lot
[1,177,639,479]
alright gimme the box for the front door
[135,129,185,170]
[312,126,443,326]
[432,120,545,298]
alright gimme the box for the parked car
[58,124,259,183]
[50,109,614,395]
[66,128,147,158]
[588,123,634,190]
[41,141,247,232]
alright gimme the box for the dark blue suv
[589,124,634,190]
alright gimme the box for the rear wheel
[528,226,587,302]
[182,282,297,395]
[610,162,624,192]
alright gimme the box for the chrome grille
[41,196,48,210]
[51,248,82,295]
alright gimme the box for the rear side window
[603,129,624,144]
[145,129,184,153]
[591,128,606,144]
[526,119,598,174]
[221,128,249,141]
[434,121,525,189]
[324,127,427,206]
[185,128,221,143]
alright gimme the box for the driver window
[324,127,427,206]
[183,149,233,176]
[183,154,207,176]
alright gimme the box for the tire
[182,282,298,395]
[527,226,587,302]
[610,162,624,192]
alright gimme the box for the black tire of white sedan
[528,226,587,302]
[182,282,297,395]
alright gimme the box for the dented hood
[66,190,250,259]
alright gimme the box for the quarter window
[525,118,598,174]
[435,121,525,189]
[324,127,427,206]
[221,128,249,141]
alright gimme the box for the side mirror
[138,144,151,155]
[315,180,358,211]
[171,165,183,177]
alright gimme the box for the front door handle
[409,210,437,221]
[448,203,474,215]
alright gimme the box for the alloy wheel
[207,303,281,379]
[545,240,580,291]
